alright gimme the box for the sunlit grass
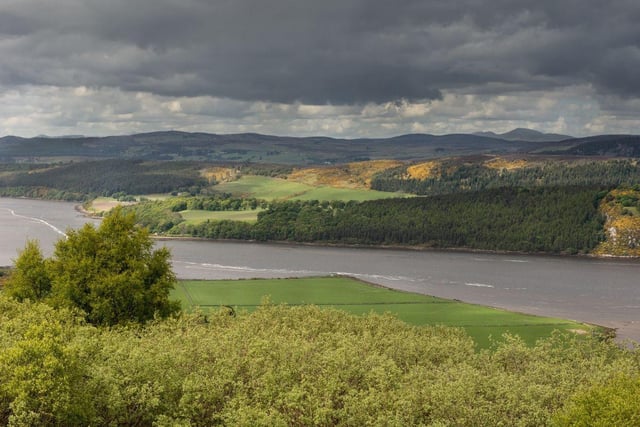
[213,175,407,201]
[214,176,313,200]
[174,276,593,348]
[291,186,406,201]
[180,209,262,224]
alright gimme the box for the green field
[173,276,592,348]
[213,175,405,201]
[214,176,312,200]
[180,209,263,224]
[291,186,405,201]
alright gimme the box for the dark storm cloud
[1,0,639,104]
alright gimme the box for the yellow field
[406,161,441,179]
[287,160,403,189]
[86,194,169,214]
[85,197,135,214]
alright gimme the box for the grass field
[213,175,406,202]
[291,186,404,201]
[213,176,313,200]
[180,209,263,224]
[173,276,593,348]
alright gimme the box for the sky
[1,0,639,138]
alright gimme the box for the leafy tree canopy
[4,206,180,325]
[0,299,639,426]
[3,240,50,302]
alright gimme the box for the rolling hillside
[0,130,555,164]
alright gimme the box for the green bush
[554,374,640,426]
[1,298,638,426]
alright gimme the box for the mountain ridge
[473,128,573,142]
[0,129,637,164]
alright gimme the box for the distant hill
[1,130,638,164]
[474,128,573,142]
[35,134,86,139]
[0,131,547,164]
[534,135,640,157]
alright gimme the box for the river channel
[2,197,640,342]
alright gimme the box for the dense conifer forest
[127,186,606,254]
[0,160,208,200]
[371,159,640,196]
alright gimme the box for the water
[2,198,640,342]
[0,198,100,261]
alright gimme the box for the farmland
[180,209,263,224]
[173,276,594,348]
[213,175,406,201]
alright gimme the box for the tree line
[146,187,607,254]
[371,159,640,196]
[0,160,208,200]
[120,195,267,233]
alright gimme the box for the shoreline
[151,233,640,262]
[1,198,635,344]
[5,191,640,261]
[74,203,103,219]
[8,197,615,262]
[68,198,640,261]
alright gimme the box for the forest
[0,160,208,200]
[1,156,632,255]
[130,186,607,254]
[371,159,640,196]
[2,157,640,202]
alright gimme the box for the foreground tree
[4,240,51,302]
[2,300,639,426]
[7,207,180,326]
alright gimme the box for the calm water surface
[2,198,640,342]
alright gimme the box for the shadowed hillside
[0,131,551,164]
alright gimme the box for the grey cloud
[1,0,639,105]
[595,46,640,97]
